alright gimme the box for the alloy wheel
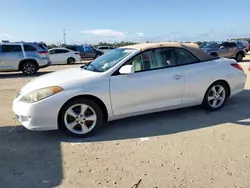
[23,63,36,75]
[207,85,226,108]
[64,104,97,135]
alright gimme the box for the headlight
[20,86,63,103]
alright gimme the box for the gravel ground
[0,55,250,188]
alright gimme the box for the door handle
[173,75,182,80]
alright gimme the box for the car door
[48,49,58,64]
[175,48,215,105]
[110,48,185,116]
[84,46,96,58]
[0,44,24,71]
[217,42,230,57]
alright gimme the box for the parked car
[65,45,103,59]
[237,40,250,52]
[201,41,246,62]
[0,42,51,75]
[48,48,81,65]
[96,46,115,53]
[13,42,246,137]
[235,41,248,55]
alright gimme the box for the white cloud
[80,29,125,38]
[80,29,145,43]
[136,32,144,38]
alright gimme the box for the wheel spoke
[80,105,88,115]
[67,108,77,118]
[85,114,97,121]
[208,96,214,101]
[211,86,217,94]
[212,99,217,107]
[218,87,224,94]
[67,121,77,129]
[81,123,89,132]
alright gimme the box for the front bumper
[12,93,61,131]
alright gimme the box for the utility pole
[63,29,66,45]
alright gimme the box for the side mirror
[219,46,225,49]
[119,65,134,74]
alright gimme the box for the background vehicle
[48,48,81,65]
[96,46,115,53]
[65,45,104,59]
[0,42,51,75]
[201,41,246,62]
[13,42,246,138]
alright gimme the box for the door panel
[110,68,184,115]
[0,52,23,71]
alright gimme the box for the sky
[0,0,249,44]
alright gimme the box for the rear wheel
[67,57,75,64]
[58,98,104,137]
[236,52,243,62]
[21,62,38,75]
[202,82,229,111]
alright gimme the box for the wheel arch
[58,94,108,124]
[204,79,231,99]
[18,59,39,70]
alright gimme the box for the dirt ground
[0,55,250,188]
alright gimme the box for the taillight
[231,63,244,72]
[39,51,48,55]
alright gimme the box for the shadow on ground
[0,128,62,188]
[1,90,249,187]
[0,71,53,79]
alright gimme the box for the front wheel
[58,98,104,137]
[202,82,229,111]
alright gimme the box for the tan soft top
[122,42,216,61]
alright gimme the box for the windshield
[82,48,137,72]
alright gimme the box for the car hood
[20,67,100,94]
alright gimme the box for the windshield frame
[81,47,139,73]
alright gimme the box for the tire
[202,81,229,111]
[58,98,104,138]
[21,62,38,75]
[236,52,243,62]
[67,57,75,64]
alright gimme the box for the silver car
[0,42,51,75]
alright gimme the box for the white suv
[96,46,115,54]
[0,42,51,75]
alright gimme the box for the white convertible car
[13,42,247,137]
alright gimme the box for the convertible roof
[122,42,217,61]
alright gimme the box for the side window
[228,42,237,48]
[2,45,22,53]
[155,48,177,68]
[60,49,69,53]
[54,49,62,54]
[85,46,94,53]
[38,44,47,50]
[175,48,199,65]
[126,48,178,72]
[24,45,37,51]
[49,50,55,54]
